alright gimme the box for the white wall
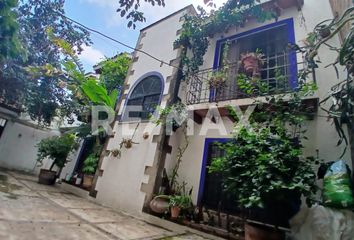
[95,7,193,214]
[95,0,351,213]
[174,0,351,204]
[0,120,59,174]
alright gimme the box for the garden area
[1,0,354,239]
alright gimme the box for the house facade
[79,0,351,227]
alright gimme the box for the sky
[64,0,228,72]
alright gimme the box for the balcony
[186,51,306,105]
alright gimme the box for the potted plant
[209,126,318,239]
[37,134,78,185]
[169,194,192,219]
[82,154,99,188]
[208,70,227,89]
[240,49,265,75]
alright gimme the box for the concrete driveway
[0,169,210,240]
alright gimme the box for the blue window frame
[213,18,297,95]
[122,72,164,121]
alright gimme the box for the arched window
[124,75,163,120]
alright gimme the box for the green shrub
[37,134,79,171]
[82,154,99,175]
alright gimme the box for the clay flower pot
[242,56,261,74]
[38,169,56,185]
[149,196,169,214]
[82,174,94,188]
[170,206,181,219]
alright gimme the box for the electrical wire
[55,11,182,71]
[56,11,331,119]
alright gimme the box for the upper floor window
[186,19,297,105]
[123,75,163,121]
[215,20,296,99]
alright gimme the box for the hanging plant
[208,70,227,89]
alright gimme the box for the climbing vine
[174,1,276,76]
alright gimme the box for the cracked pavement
[0,170,209,240]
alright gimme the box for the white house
[22,0,352,237]
[90,0,351,210]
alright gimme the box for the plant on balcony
[175,1,276,76]
[37,134,79,185]
[208,42,230,90]
[239,49,265,76]
[237,73,268,97]
[209,69,228,89]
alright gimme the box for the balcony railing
[186,51,307,105]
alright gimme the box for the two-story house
[74,0,351,237]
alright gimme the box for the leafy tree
[1,0,91,126]
[37,134,79,171]
[97,53,131,94]
[0,0,22,64]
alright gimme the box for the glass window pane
[124,75,162,121]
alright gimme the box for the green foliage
[153,102,187,127]
[169,194,192,209]
[1,0,91,126]
[37,134,79,170]
[0,0,23,63]
[237,74,268,96]
[116,0,165,29]
[299,6,354,155]
[208,42,230,89]
[175,1,276,75]
[217,79,320,209]
[82,154,98,175]
[81,79,118,109]
[98,53,131,94]
[209,126,318,209]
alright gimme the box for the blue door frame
[197,138,231,205]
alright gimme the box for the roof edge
[140,4,196,32]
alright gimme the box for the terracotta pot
[245,223,284,240]
[82,174,94,188]
[38,169,56,185]
[170,206,181,219]
[149,196,169,214]
[242,56,261,74]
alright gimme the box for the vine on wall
[174,1,277,76]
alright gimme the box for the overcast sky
[64,0,228,72]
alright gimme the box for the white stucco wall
[95,7,193,214]
[0,120,59,173]
[94,0,350,214]
[174,0,351,205]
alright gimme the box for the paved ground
[0,169,209,240]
